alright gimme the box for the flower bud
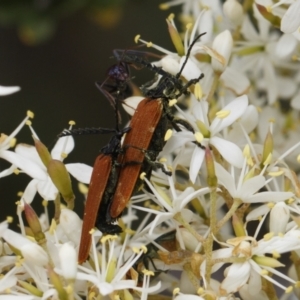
[24,202,46,244]
[252,255,284,268]
[34,138,52,167]
[223,0,244,26]
[59,243,77,280]
[270,202,290,235]
[60,208,82,245]
[255,4,281,29]
[47,159,74,209]
[262,129,273,166]
[177,228,199,252]
[211,30,233,73]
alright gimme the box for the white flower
[131,173,210,236]
[162,95,248,183]
[202,231,300,294]
[215,162,293,204]
[16,135,92,203]
[256,106,300,167]
[2,228,48,266]
[58,243,77,280]
[223,0,244,26]
[234,8,298,104]
[75,234,161,297]
[160,0,224,33]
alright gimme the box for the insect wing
[110,99,163,218]
[78,154,112,264]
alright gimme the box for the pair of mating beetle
[60,33,206,264]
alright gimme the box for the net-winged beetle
[58,61,132,264]
[109,33,206,219]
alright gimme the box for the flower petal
[210,136,243,168]
[189,145,205,183]
[1,150,47,180]
[51,136,74,160]
[281,1,300,33]
[0,165,15,178]
[59,243,77,279]
[37,177,58,200]
[66,163,92,184]
[0,275,17,293]
[275,33,298,58]
[59,209,82,245]
[210,95,248,135]
[15,143,44,169]
[149,212,173,234]
[221,262,251,293]
[179,57,202,81]
[21,179,38,204]
[246,191,294,204]
[214,162,236,196]
[0,85,20,96]
[221,66,250,95]
[123,96,144,116]
[178,187,210,210]
[21,243,49,266]
[238,175,266,199]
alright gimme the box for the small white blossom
[17,135,92,203]
[58,243,77,280]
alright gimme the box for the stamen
[6,216,13,223]
[134,34,141,44]
[27,110,34,118]
[216,110,230,119]
[164,129,173,141]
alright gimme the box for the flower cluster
[1,0,300,299]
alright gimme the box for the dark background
[0,0,179,224]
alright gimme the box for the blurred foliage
[0,0,127,45]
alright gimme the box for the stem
[215,199,242,233]
[212,256,247,265]
[173,212,206,243]
[290,251,300,281]
[210,188,218,235]
[204,187,217,287]
[183,263,200,291]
